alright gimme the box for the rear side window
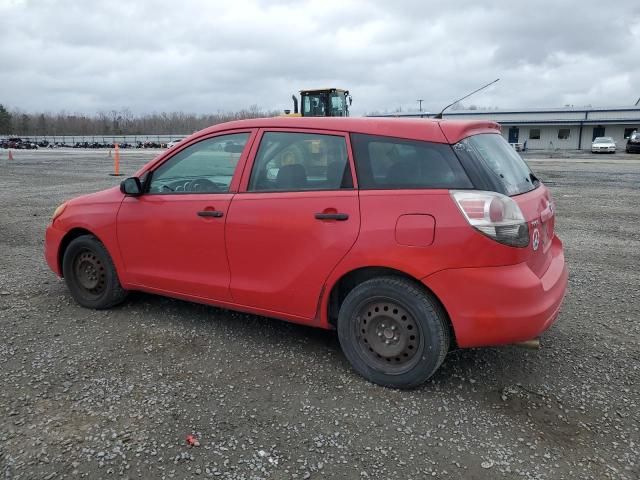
[248,132,352,192]
[350,134,472,190]
[454,133,536,196]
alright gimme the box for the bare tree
[0,106,279,136]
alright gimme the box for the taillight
[451,191,529,247]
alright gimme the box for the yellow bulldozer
[285,88,352,117]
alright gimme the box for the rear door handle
[315,213,349,221]
[197,210,224,218]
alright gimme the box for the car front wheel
[337,276,450,389]
[62,235,128,309]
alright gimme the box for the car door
[117,130,255,301]
[226,129,360,320]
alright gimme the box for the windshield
[454,133,536,196]
[302,93,328,116]
[593,137,613,143]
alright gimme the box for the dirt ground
[0,147,638,479]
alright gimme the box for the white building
[374,106,640,150]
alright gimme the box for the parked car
[7,137,24,149]
[140,141,162,148]
[625,130,640,153]
[166,138,184,149]
[7,138,38,149]
[591,136,616,153]
[45,117,568,388]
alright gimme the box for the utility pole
[417,99,424,112]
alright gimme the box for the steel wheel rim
[73,249,106,296]
[354,298,423,374]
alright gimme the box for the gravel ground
[0,148,638,479]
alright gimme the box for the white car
[591,136,616,153]
[166,138,184,149]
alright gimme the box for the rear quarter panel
[320,189,546,327]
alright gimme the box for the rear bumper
[45,223,64,277]
[423,236,568,348]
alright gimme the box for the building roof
[373,106,640,125]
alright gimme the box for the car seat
[275,164,308,190]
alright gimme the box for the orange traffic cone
[109,143,123,176]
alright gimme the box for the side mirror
[120,176,142,196]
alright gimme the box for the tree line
[0,104,279,136]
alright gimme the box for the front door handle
[197,210,224,218]
[315,212,349,221]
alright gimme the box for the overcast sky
[1,0,639,115]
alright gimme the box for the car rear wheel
[62,235,128,309]
[337,276,450,389]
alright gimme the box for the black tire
[337,276,450,389]
[62,235,128,309]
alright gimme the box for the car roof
[196,116,501,144]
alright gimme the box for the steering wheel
[185,178,220,192]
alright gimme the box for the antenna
[434,78,500,119]
[635,97,640,106]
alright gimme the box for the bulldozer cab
[300,88,350,117]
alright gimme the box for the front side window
[149,133,249,194]
[455,133,536,196]
[330,93,347,116]
[350,134,471,190]
[248,132,352,192]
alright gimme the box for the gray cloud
[1,0,639,115]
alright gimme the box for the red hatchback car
[45,117,568,388]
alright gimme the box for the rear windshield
[351,134,472,190]
[454,133,536,196]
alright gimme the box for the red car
[45,117,568,388]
